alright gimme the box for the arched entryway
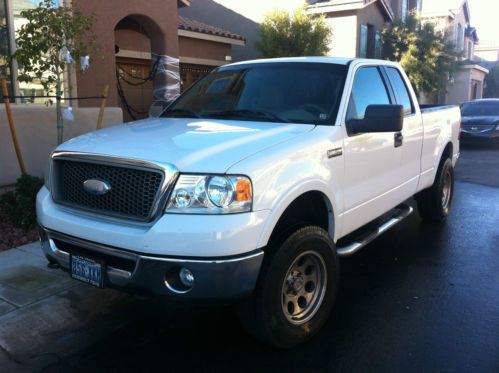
[114,17,154,122]
[112,14,181,122]
[74,1,182,115]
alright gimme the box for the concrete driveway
[1,146,498,372]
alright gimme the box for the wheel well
[267,191,332,249]
[442,142,453,162]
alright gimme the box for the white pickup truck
[37,57,460,347]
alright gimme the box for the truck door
[383,66,424,196]
[341,65,403,236]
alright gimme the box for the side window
[346,66,391,121]
[386,67,414,115]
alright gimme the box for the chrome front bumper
[39,226,264,301]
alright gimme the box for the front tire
[238,226,339,348]
[417,157,454,221]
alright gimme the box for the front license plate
[70,254,104,288]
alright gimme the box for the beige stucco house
[181,0,412,61]
[307,0,394,58]
[306,0,425,58]
[421,0,488,104]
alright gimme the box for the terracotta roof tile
[178,16,245,41]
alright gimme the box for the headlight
[44,158,52,191]
[166,174,252,214]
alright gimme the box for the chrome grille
[52,158,165,221]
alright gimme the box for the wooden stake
[2,79,26,174]
[96,84,109,130]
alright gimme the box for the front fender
[256,179,340,248]
[226,126,345,247]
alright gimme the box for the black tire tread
[238,226,338,348]
[417,157,454,221]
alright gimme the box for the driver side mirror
[348,104,404,134]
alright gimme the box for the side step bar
[336,204,414,257]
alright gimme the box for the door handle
[394,132,403,148]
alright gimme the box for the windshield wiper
[162,108,202,118]
[208,109,291,123]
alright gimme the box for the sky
[468,0,499,44]
[213,0,305,23]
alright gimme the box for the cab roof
[226,57,400,67]
[227,57,355,66]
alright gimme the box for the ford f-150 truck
[37,58,460,347]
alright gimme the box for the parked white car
[37,57,460,347]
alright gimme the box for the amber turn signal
[235,179,252,202]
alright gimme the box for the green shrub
[0,174,44,229]
[256,7,332,58]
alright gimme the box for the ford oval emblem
[83,179,111,195]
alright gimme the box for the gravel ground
[0,210,38,251]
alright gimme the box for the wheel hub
[281,251,327,325]
[287,271,305,292]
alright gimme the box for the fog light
[179,267,194,287]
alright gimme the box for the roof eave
[460,64,489,74]
[377,0,394,22]
[178,29,246,46]
[307,0,393,22]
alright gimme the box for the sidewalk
[0,242,141,371]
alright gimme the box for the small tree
[13,0,96,144]
[381,14,460,98]
[256,7,332,58]
[484,64,499,98]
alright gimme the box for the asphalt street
[19,146,499,372]
[455,143,499,188]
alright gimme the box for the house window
[401,0,408,22]
[471,80,480,100]
[467,41,473,60]
[360,25,368,58]
[361,25,378,59]
[456,23,463,50]
[375,31,382,58]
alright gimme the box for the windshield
[461,101,499,117]
[161,62,348,125]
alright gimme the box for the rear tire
[417,157,454,221]
[238,226,339,348]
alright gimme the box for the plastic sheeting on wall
[149,54,181,117]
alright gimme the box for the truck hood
[57,118,314,173]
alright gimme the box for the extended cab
[37,58,460,347]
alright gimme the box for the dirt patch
[0,209,38,251]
